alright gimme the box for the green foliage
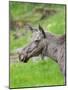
[10,8,65,51]
[40,10,65,34]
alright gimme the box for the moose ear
[39,25,46,38]
[25,24,34,32]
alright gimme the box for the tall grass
[10,59,64,88]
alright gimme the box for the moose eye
[34,40,40,43]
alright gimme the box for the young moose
[18,25,66,81]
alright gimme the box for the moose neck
[41,39,58,62]
[27,36,65,63]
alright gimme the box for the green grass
[10,2,65,88]
[10,58,64,88]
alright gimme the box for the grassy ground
[10,59,64,88]
[10,2,65,88]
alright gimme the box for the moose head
[18,25,65,65]
[18,25,47,63]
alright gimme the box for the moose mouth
[19,53,29,63]
[22,57,29,63]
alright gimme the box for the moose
[18,25,66,83]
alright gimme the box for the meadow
[9,2,65,88]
